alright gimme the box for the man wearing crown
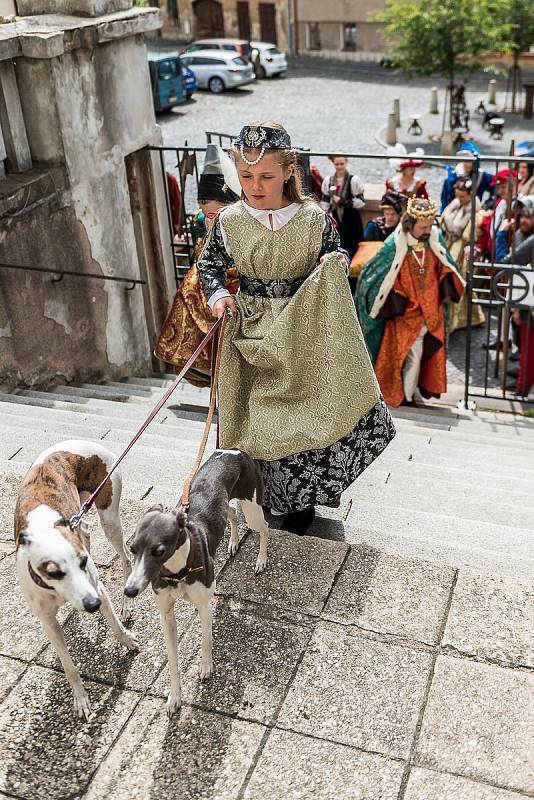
[356,197,465,407]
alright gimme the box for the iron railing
[0,262,145,290]
[149,137,534,407]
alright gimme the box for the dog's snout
[124,585,139,598]
[83,595,101,613]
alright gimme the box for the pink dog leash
[68,315,225,529]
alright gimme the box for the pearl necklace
[240,143,265,166]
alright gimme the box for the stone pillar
[430,87,439,114]
[488,79,497,105]
[0,61,32,173]
[441,129,454,156]
[393,97,401,127]
[386,112,397,146]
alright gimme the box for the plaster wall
[0,26,170,388]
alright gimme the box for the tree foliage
[375,0,504,84]
[494,0,534,56]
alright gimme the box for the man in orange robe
[357,197,465,407]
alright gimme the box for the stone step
[350,477,533,531]
[343,500,533,581]
[367,456,533,496]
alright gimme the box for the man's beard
[417,233,431,241]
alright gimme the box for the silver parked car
[250,41,288,79]
[180,50,255,94]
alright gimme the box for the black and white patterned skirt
[257,398,395,513]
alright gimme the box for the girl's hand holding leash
[212,296,237,318]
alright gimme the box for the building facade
[158,0,289,51]
[294,0,387,62]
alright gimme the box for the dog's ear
[17,530,30,547]
[147,504,164,514]
[173,509,187,531]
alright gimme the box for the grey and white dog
[124,449,269,716]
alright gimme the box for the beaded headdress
[234,125,292,166]
[406,196,438,220]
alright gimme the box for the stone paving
[0,482,532,799]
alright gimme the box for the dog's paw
[254,557,268,575]
[121,595,135,624]
[200,661,214,681]
[228,540,239,558]
[73,690,93,721]
[166,693,182,717]
[121,632,140,652]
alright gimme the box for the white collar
[242,200,302,231]
[407,232,426,247]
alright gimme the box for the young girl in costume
[198,121,395,534]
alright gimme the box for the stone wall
[0,7,175,389]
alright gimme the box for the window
[308,22,321,51]
[343,23,357,51]
[223,44,238,51]
[158,59,178,79]
[167,0,179,25]
[232,57,247,66]
[194,56,224,65]
[267,46,280,55]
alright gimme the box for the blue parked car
[181,60,197,99]
[147,50,186,112]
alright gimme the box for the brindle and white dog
[14,440,138,719]
[124,449,269,716]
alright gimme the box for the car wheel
[256,65,266,79]
[208,76,225,94]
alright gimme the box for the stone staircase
[1,374,533,579]
[0,376,533,799]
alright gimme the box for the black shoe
[400,398,418,407]
[282,507,316,536]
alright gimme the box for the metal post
[430,87,439,114]
[463,157,479,409]
[488,79,497,105]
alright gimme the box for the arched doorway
[193,0,225,38]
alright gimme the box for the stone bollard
[430,87,439,114]
[386,112,397,146]
[441,128,454,156]
[488,79,497,105]
[393,97,401,127]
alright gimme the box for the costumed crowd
[156,125,533,534]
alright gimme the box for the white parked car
[250,41,287,78]
[180,50,255,94]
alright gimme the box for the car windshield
[232,57,247,66]
[267,47,280,55]
[158,59,178,79]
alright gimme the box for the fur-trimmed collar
[369,225,466,319]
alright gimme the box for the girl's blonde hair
[232,120,315,204]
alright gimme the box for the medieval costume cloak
[321,173,365,260]
[356,226,465,407]
[198,199,395,513]
[440,197,486,332]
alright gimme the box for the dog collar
[28,562,55,591]
[159,564,204,585]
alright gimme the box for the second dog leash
[180,313,226,512]
[68,314,226,529]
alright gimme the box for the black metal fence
[148,137,534,407]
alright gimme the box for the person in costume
[440,176,485,332]
[154,144,241,387]
[356,197,465,408]
[440,141,493,211]
[198,121,395,534]
[320,154,365,261]
[365,190,404,241]
[386,157,428,200]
